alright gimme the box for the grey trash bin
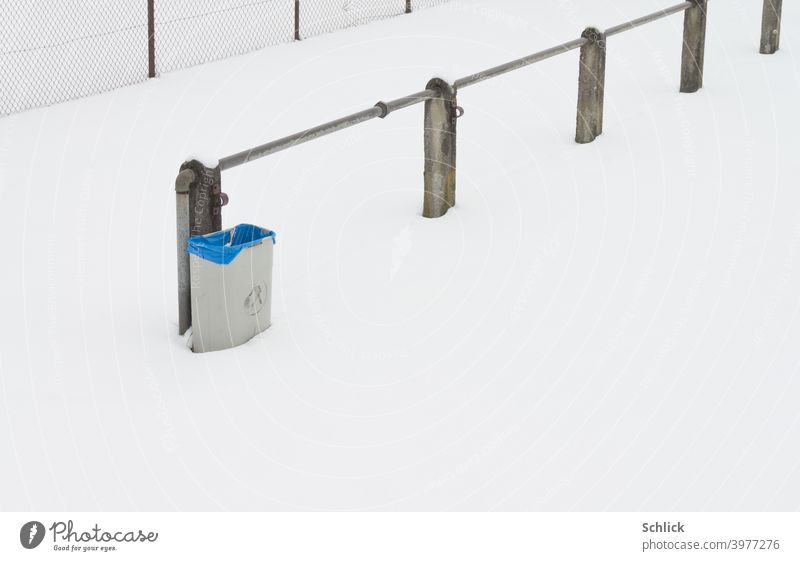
[187,224,276,353]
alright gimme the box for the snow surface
[1,0,799,511]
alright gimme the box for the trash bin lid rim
[187,223,276,265]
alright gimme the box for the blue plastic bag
[187,224,276,265]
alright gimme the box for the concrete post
[423,78,458,219]
[175,169,193,336]
[680,0,708,93]
[575,27,606,144]
[760,0,783,54]
[175,160,226,335]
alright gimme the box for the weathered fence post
[175,160,226,334]
[295,0,301,40]
[406,0,412,14]
[147,0,156,78]
[680,0,708,93]
[575,27,606,144]
[760,0,783,54]
[423,78,458,219]
[175,169,193,336]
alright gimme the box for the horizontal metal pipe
[219,90,438,171]
[218,2,697,171]
[606,1,692,37]
[454,37,588,90]
[220,106,381,170]
[383,89,439,114]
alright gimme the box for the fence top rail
[216,0,697,172]
[605,1,693,37]
[219,89,439,171]
[219,106,381,171]
[453,37,588,90]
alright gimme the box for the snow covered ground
[1,0,799,511]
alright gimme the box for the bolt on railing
[175,0,786,335]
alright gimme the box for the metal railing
[217,89,440,171]
[174,0,786,337]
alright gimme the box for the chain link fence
[1,1,147,117]
[1,0,450,117]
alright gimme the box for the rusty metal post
[575,27,606,144]
[680,0,708,93]
[175,160,227,334]
[406,0,412,14]
[295,0,301,40]
[147,0,156,78]
[760,0,783,54]
[423,78,458,219]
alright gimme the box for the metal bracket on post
[423,78,458,219]
[760,0,783,54]
[175,159,226,335]
[576,27,606,144]
[680,0,708,93]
